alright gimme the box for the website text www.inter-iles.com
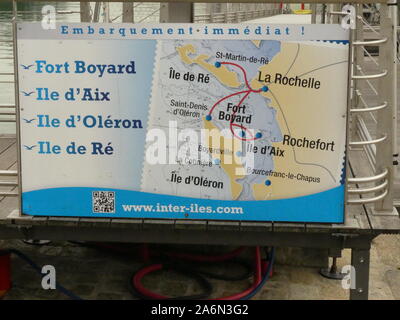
[122,203,244,215]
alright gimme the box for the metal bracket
[17,225,32,240]
[331,4,356,30]
[331,232,360,249]
[327,248,343,257]
[331,233,360,238]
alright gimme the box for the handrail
[0,191,19,197]
[347,168,388,184]
[349,134,387,147]
[329,11,350,16]
[0,119,16,122]
[347,179,388,194]
[0,111,16,116]
[0,181,18,187]
[353,38,388,46]
[0,170,18,176]
[347,189,388,204]
[352,70,388,80]
[0,105,16,108]
[350,101,387,113]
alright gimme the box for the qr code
[92,191,115,213]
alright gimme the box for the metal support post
[320,248,345,280]
[351,4,364,145]
[12,0,22,213]
[388,0,398,175]
[160,2,193,23]
[102,2,110,23]
[122,3,134,23]
[311,4,317,23]
[350,247,371,300]
[80,2,91,22]
[374,3,395,212]
[322,4,326,23]
[92,2,101,22]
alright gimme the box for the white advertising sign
[17,23,349,222]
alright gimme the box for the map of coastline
[141,39,348,201]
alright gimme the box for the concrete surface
[0,234,399,300]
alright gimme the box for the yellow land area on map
[202,119,245,199]
[176,42,347,201]
[177,44,246,199]
[250,42,347,200]
[177,45,241,88]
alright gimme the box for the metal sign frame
[5,0,397,222]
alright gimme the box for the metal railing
[15,3,281,24]
[193,9,281,23]
[345,3,396,209]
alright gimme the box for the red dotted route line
[206,62,267,141]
